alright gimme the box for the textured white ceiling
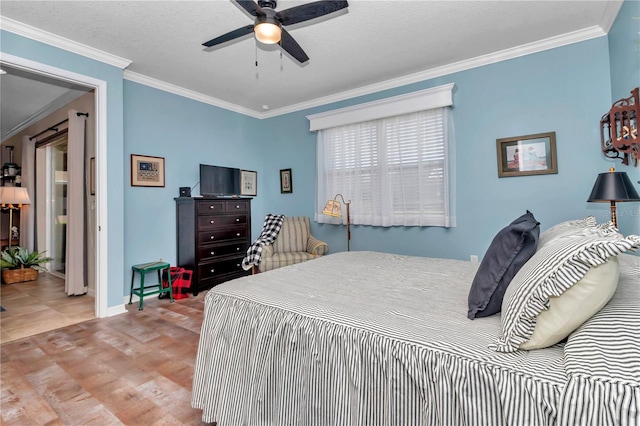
[0,0,623,137]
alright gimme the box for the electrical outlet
[470,255,479,263]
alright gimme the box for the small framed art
[240,170,257,196]
[280,168,292,194]
[496,131,558,178]
[131,154,165,187]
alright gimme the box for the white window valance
[307,83,454,132]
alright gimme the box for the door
[50,140,68,276]
[37,136,68,278]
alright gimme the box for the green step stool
[129,260,174,310]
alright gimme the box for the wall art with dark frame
[131,154,165,187]
[496,131,558,178]
[280,168,293,194]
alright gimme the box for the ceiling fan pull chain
[255,42,258,67]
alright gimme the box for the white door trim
[0,52,109,318]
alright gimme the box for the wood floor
[1,273,95,344]
[1,282,213,425]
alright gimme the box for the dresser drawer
[198,241,248,261]
[197,201,226,215]
[225,200,250,213]
[197,214,247,230]
[198,257,245,280]
[198,226,248,245]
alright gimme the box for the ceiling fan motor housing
[258,0,277,9]
[255,7,280,27]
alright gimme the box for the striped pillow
[537,216,596,248]
[492,230,640,352]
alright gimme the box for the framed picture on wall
[240,170,257,196]
[131,154,165,187]
[496,131,558,178]
[280,168,292,193]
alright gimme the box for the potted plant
[1,247,53,284]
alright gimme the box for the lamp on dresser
[0,187,31,249]
[587,168,640,229]
[322,193,351,251]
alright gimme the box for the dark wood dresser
[175,197,251,295]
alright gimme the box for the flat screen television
[199,164,240,197]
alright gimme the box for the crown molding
[262,25,608,118]
[0,16,132,69]
[598,0,624,34]
[123,71,262,119]
[2,13,609,120]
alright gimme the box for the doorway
[43,137,68,278]
[1,53,109,318]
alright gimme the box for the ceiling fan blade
[202,25,255,47]
[279,28,309,63]
[276,1,348,26]
[234,0,265,17]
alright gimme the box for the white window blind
[316,107,456,228]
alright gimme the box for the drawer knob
[235,218,240,222]
[210,220,215,224]
[236,233,240,236]
[210,269,215,273]
[210,251,215,255]
[209,206,215,209]
[210,236,215,240]
[235,205,240,209]
[236,247,240,251]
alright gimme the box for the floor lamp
[0,187,31,250]
[322,193,351,251]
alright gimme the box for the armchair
[258,217,329,272]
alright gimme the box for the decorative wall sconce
[600,87,638,167]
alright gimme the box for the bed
[191,250,639,425]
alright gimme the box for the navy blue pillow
[467,211,540,319]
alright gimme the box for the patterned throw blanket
[241,214,285,270]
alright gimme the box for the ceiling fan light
[255,22,281,44]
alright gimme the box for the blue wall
[267,36,638,259]
[607,0,640,221]
[608,0,640,100]
[3,1,639,309]
[124,34,633,269]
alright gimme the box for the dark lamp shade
[587,171,640,202]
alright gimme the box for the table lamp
[587,168,640,228]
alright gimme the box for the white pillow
[519,256,619,350]
[493,232,640,353]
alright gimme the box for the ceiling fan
[202,0,349,63]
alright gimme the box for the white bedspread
[192,251,575,425]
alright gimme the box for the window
[309,84,455,228]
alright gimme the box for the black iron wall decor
[600,87,638,167]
